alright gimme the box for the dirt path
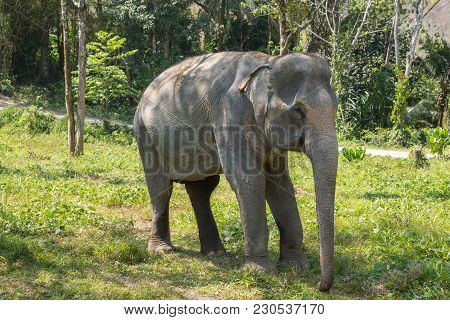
[1,94,435,159]
[0,94,132,128]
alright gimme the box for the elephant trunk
[308,132,338,292]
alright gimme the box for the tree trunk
[404,0,427,78]
[393,0,400,69]
[437,80,448,127]
[277,0,289,55]
[163,34,169,58]
[61,0,76,154]
[56,10,64,75]
[384,18,394,67]
[75,0,87,156]
[218,0,227,50]
[307,0,336,55]
[39,27,50,83]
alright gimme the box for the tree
[421,37,449,127]
[404,0,427,78]
[242,0,309,55]
[73,0,87,156]
[61,0,76,154]
[391,0,429,128]
[78,31,137,116]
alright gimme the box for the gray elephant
[134,51,338,292]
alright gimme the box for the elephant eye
[293,105,306,119]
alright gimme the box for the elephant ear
[238,56,280,126]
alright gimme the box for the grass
[0,107,449,299]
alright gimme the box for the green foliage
[0,72,14,96]
[84,121,134,146]
[0,201,98,236]
[390,73,410,128]
[426,127,449,156]
[74,31,137,116]
[0,106,24,127]
[341,146,366,161]
[17,106,56,134]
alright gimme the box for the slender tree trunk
[218,0,227,50]
[39,26,50,83]
[152,29,156,54]
[277,0,289,55]
[61,0,76,154]
[267,15,272,54]
[75,0,87,156]
[163,34,169,58]
[393,0,400,69]
[384,18,394,67]
[404,0,427,78]
[437,80,448,127]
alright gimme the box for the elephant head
[240,53,338,292]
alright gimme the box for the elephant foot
[278,255,309,271]
[201,245,226,256]
[242,256,276,273]
[148,239,176,253]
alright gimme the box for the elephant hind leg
[185,175,226,255]
[146,173,176,253]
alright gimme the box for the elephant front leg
[266,170,309,270]
[231,174,275,272]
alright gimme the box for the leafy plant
[0,72,14,96]
[390,72,410,128]
[73,31,138,116]
[0,106,23,127]
[17,106,55,134]
[341,146,366,161]
[426,127,449,156]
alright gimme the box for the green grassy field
[0,108,448,299]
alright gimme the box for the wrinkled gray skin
[134,52,338,292]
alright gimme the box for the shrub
[388,128,412,147]
[0,106,23,127]
[361,128,392,147]
[0,73,14,96]
[426,127,449,156]
[341,146,366,161]
[17,106,56,134]
[84,121,134,145]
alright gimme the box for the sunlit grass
[0,123,448,299]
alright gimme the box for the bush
[0,72,14,96]
[388,128,412,147]
[361,128,392,147]
[341,146,366,161]
[17,106,56,134]
[0,106,23,127]
[84,121,134,145]
[426,127,449,156]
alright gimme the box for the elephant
[133,51,338,292]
